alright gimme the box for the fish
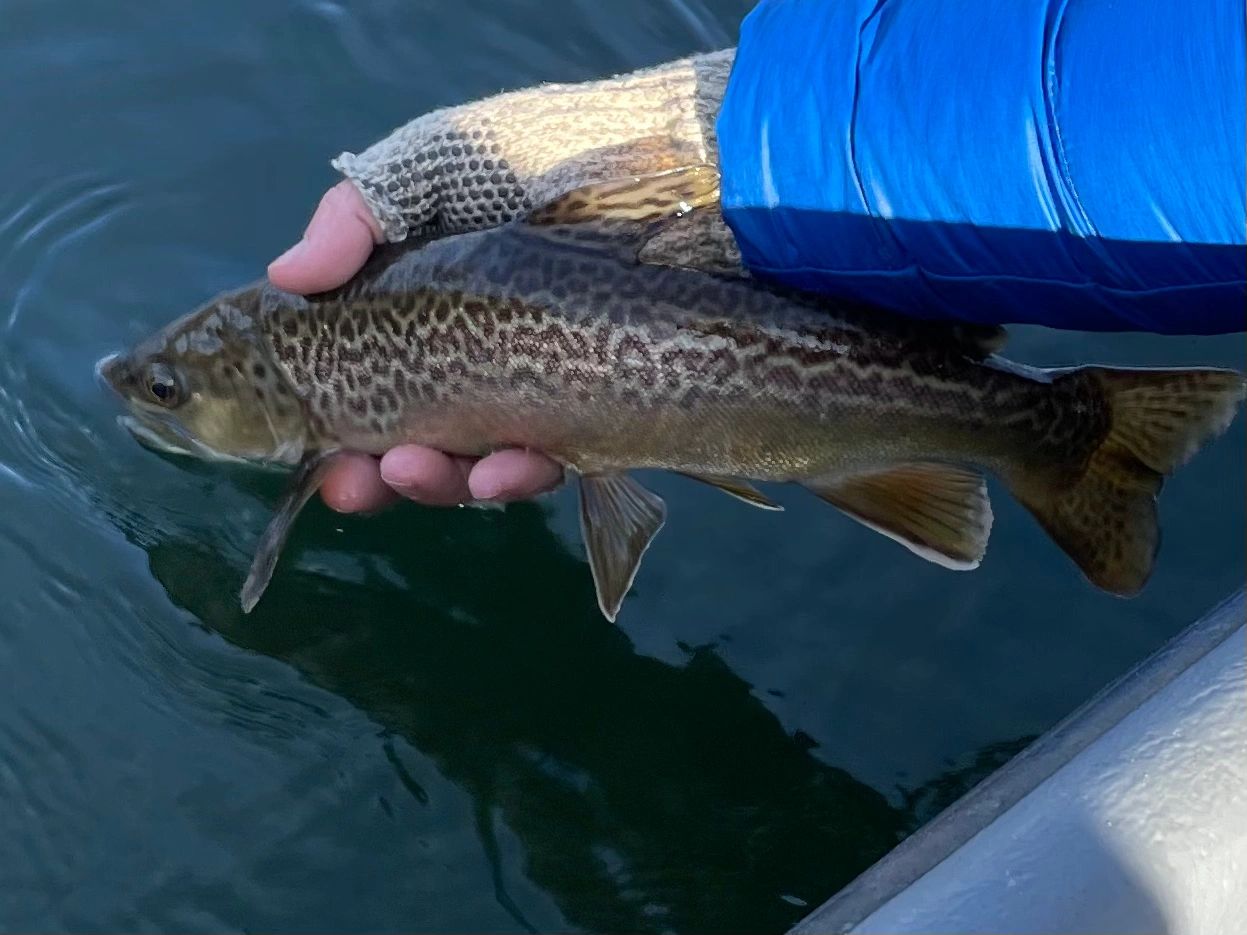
[97,165,1246,620]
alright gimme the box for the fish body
[265,223,1051,480]
[100,167,1246,618]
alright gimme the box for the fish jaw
[115,412,285,466]
[117,412,201,459]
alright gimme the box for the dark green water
[1,1,1243,931]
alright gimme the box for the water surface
[1,1,1243,931]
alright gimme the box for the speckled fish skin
[101,169,1245,616]
[254,226,1077,483]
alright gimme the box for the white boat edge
[791,587,1247,935]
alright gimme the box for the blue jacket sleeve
[715,0,1246,334]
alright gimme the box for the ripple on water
[0,170,218,552]
[0,175,129,513]
[0,173,302,748]
[0,355,151,547]
[0,175,131,333]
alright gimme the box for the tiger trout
[98,166,1246,620]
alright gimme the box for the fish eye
[143,362,182,407]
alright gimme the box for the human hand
[268,181,564,513]
[268,49,735,512]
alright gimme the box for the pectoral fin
[679,472,783,510]
[241,450,339,613]
[578,473,667,622]
[805,463,993,570]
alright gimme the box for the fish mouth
[95,352,123,386]
[116,412,245,464]
[117,413,197,458]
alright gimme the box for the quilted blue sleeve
[715,0,1246,334]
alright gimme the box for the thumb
[267,180,383,295]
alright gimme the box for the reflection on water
[142,501,1041,932]
[0,0,1242,931]
[146,504,907,932]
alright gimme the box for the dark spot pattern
[252,220,1108,484]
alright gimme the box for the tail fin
[1012,366,1245,596]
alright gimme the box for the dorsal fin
[525,165,720,227]
[951,323,1009,358]
[519,165,720,267]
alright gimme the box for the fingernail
[476,476,562,503]
[379,468,428,502]
[379,471,415,497]
[474,480,504,501]
[379,463,411,489]
[270,240,307,269]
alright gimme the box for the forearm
[331,48,735,242]
[718,0,1246,334]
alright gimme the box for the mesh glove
[331,48,741,272]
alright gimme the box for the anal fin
[578,473,667,622]
[679,472,783,510]
[805,462,993,570]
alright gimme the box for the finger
[319,452,399,513]
[267,181,383,295]
[379,445,475,507]
[468,449,564,502]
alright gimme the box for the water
[0,1,1242,931]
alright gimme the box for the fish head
[98,287,308,466]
